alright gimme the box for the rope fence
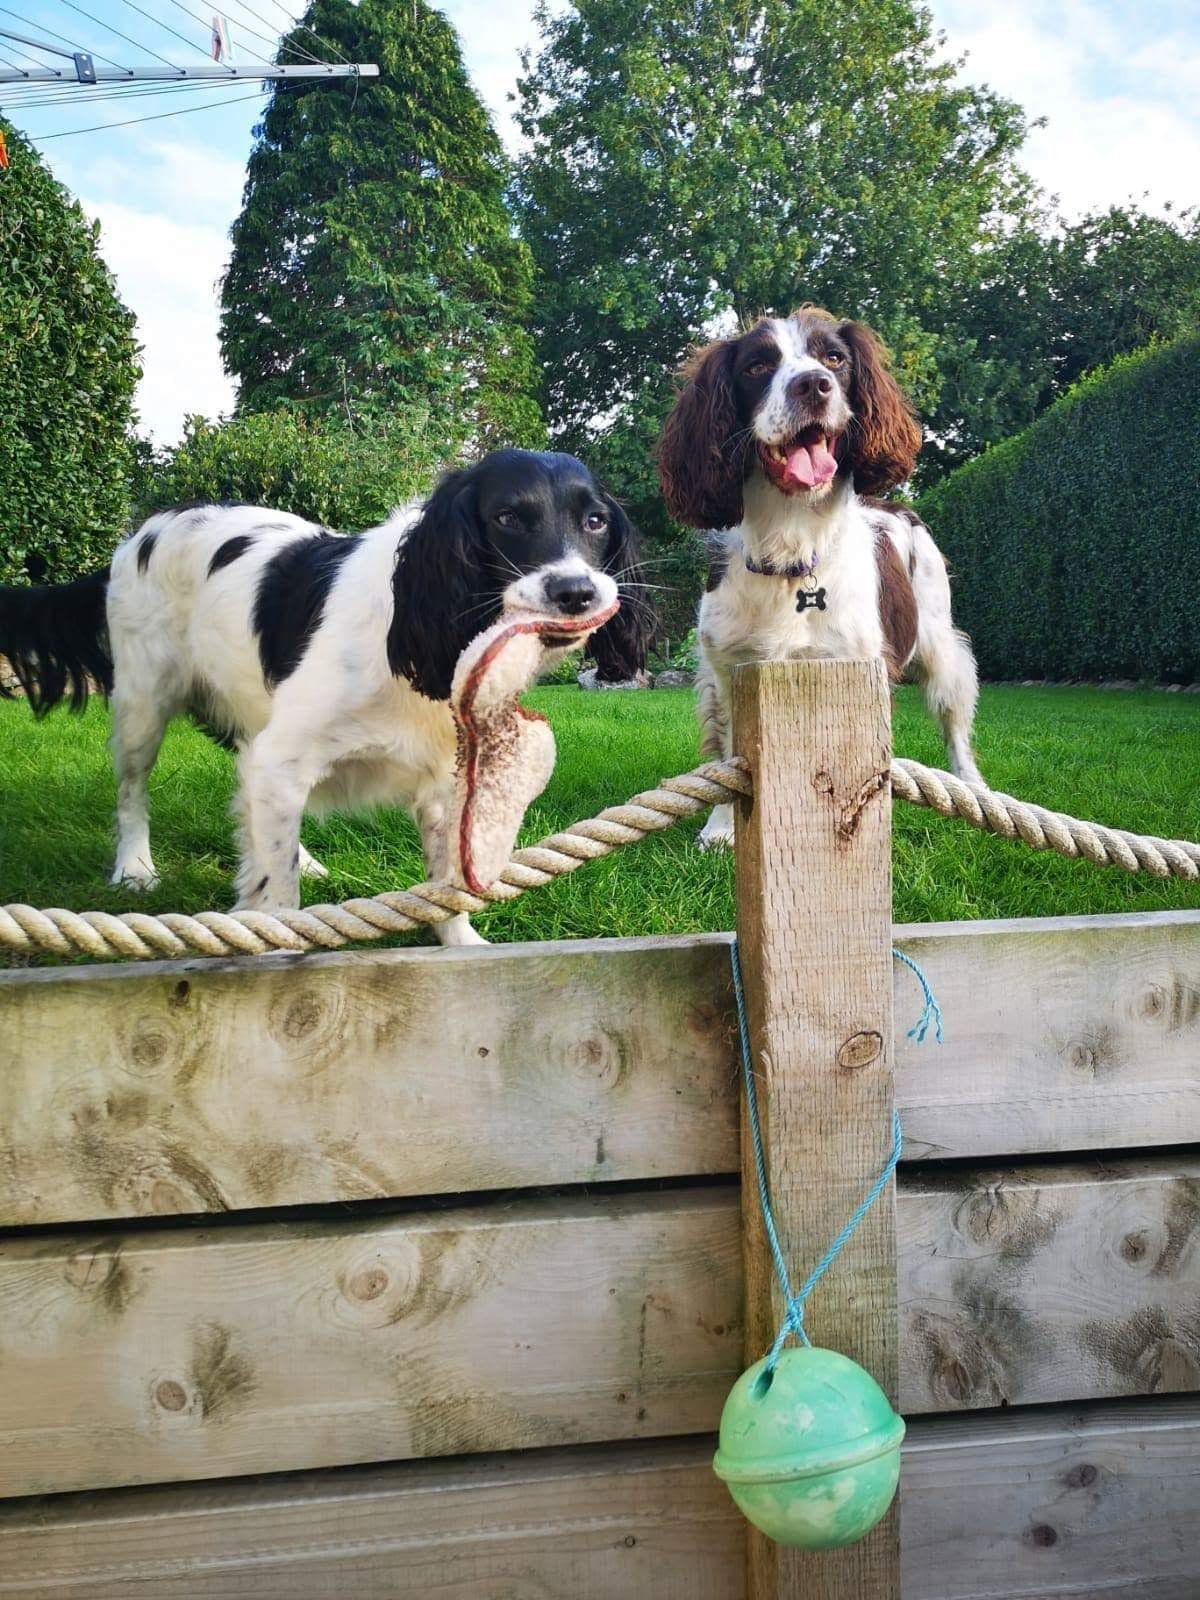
[2,755,1199,963]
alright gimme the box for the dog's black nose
[544,572,598,615]
[787,370,835,403]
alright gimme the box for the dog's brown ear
[657,338,746,530]
[840,321,922,496]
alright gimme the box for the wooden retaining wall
[0,660,1197,1597]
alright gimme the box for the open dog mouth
[758,426,840,493]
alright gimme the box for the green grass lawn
[2,684,1198,956]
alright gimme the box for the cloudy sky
[3,0,1198,441]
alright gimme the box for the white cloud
[931,0,1200,218]
[89,198,235,443]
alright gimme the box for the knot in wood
[837,1030,883,1072]
[154,1379,189,1412]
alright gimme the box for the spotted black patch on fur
[136,531,158,574]
[207,534,256,578]
[253,533,358,687]
[705,535,731,592]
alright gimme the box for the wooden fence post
[732,659,900,1600]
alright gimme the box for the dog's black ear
[587,493,653,683]
[388,468,498,700]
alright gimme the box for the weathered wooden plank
[0,1189,742,1498]
[895,909,1200,1161]
[4,910,1198,1230]
[3,1159,1196,1498]
[0,935,738,1227]
[903,1398,1200,1599]
[0,1439,744,1600]
[733,661,900,1600]
[5,1402,1200,1599]
[900,1157,1200,1413]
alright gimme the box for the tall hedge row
[917,336,1200,682]
[0,120,140,586]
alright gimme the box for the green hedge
[0,120,140,586]
[140,409,448,531]
[918,335,1200,682]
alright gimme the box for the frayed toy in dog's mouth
[446,598,619,895]
[508,598,619,647]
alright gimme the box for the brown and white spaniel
[658,305,982,848]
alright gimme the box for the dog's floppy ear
[587,491,653,683]
[657,338,746,530]
[388,468,498,701]
[840,321,922,495]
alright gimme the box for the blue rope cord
[730,940,940,1369]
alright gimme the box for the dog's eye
[823,351,845,369]
[584,512,608,533]
[494,509,520,530]
[744,360,775,377]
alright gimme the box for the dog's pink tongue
[784,436,837,489]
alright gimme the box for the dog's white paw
[437,916,488,948]
[697,826,734,853]
[298,846,330,880]
[111,862,160,892]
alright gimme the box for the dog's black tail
[0,570,113,714]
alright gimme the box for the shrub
[0,120,140,585]
[141,409,448,530]
[918,336,1200,682]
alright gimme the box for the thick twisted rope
[892,758,1200,880]
[2,755,1198,964]
[0,760,753,963]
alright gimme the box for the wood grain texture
[732,661,900,1600]
[900,1157,1200,1414]
[894,909,1200,1161]
[5,1402,1199,1598]
[1,1160,1195,1498]
[3,910,1199,1230]
[0,935,737,1227]
[903,1397,1200,1599]
[0,1188,742,1498]
[0,1439,744,1600]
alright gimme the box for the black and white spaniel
[0,449,648,942]
[658,305,982,849]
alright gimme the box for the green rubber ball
[712,1346,905,1550]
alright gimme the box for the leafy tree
[515,0,1036,539]
[930,204,1200,474]
[221,0,542,448]
[0,118,139,585]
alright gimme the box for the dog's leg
[918,626,983,786]
[696,655,736,850]
[109,688,171,889]
[234,735,319,911]
[416,790,487,948]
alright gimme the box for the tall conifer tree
[221,0,541,447]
